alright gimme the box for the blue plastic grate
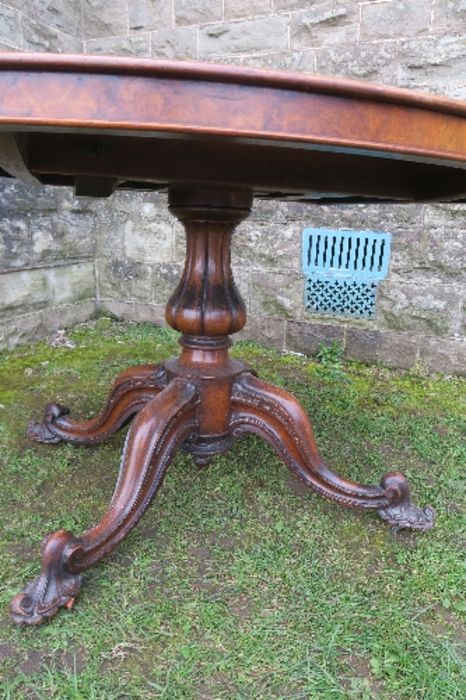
[302,229,391,318]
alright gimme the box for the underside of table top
[0,53,465,203]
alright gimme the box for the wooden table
[1,54,465,625]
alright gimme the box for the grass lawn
[0,318,464,699]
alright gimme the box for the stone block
[132,302,166,325]
[0,216,30,269]
[236,314,286,350]
[0,181,58,215]
[82,0,128,40]
[48,262,95,305]
[25,0,82,38]
[173,221,187,262]
[273,0,304,10]
[22,17,82,52]
[151,26,198,60]
[124,216,174,264]
[46,300,96,330]
[360,0,432,40]
[232,220,303,273]
[231,268,250,310]
[376,282,461,337]
[419,336,466,376]
[285,319,345,356]
[31,211,95,263]
[398,36,466,90]
[0,269,50,318]
[128,0,172,32]
[242,50,316,72]
[432,0,466,35]
[316,41,399,83]
[290,2,358,49]
[199,15,289,56]
[224,0,271,20]
[301,202,424,232]
[388,226,466,284]
[0,40,20,51]
[86,33,151,57]
[175,0,222,26]
[249,270,304,318]
[345,328,418,370]
[97,258,152,302]
[98,299,135,321]
[152,263,183,303]
[0,5,20,46]
[5,310,46,348]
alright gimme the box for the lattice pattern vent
[302,229,391,319]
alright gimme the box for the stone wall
[0,1,465,374]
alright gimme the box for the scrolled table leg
[11,377,199,625]
[27,364,168,445]
[231,372,435,531]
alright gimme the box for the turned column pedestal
[11,186,435,625]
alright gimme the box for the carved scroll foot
[27,364,168,445]
[377,472,435,530]
[12,378,199,625]
[231,373,435,531]
[10,530,82,625]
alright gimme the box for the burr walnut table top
[0,52,465,203]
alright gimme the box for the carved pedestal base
[11,186,435,625]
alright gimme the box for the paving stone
[290,2,358,49]
[200,16,289,56]
[175,0,222,26]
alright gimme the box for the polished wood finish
[0,53,465,202]
[2,55,461,624]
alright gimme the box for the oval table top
[0,52,465,203]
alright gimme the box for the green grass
[0,318,464,699]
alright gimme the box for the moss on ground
[0,319,464,699]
